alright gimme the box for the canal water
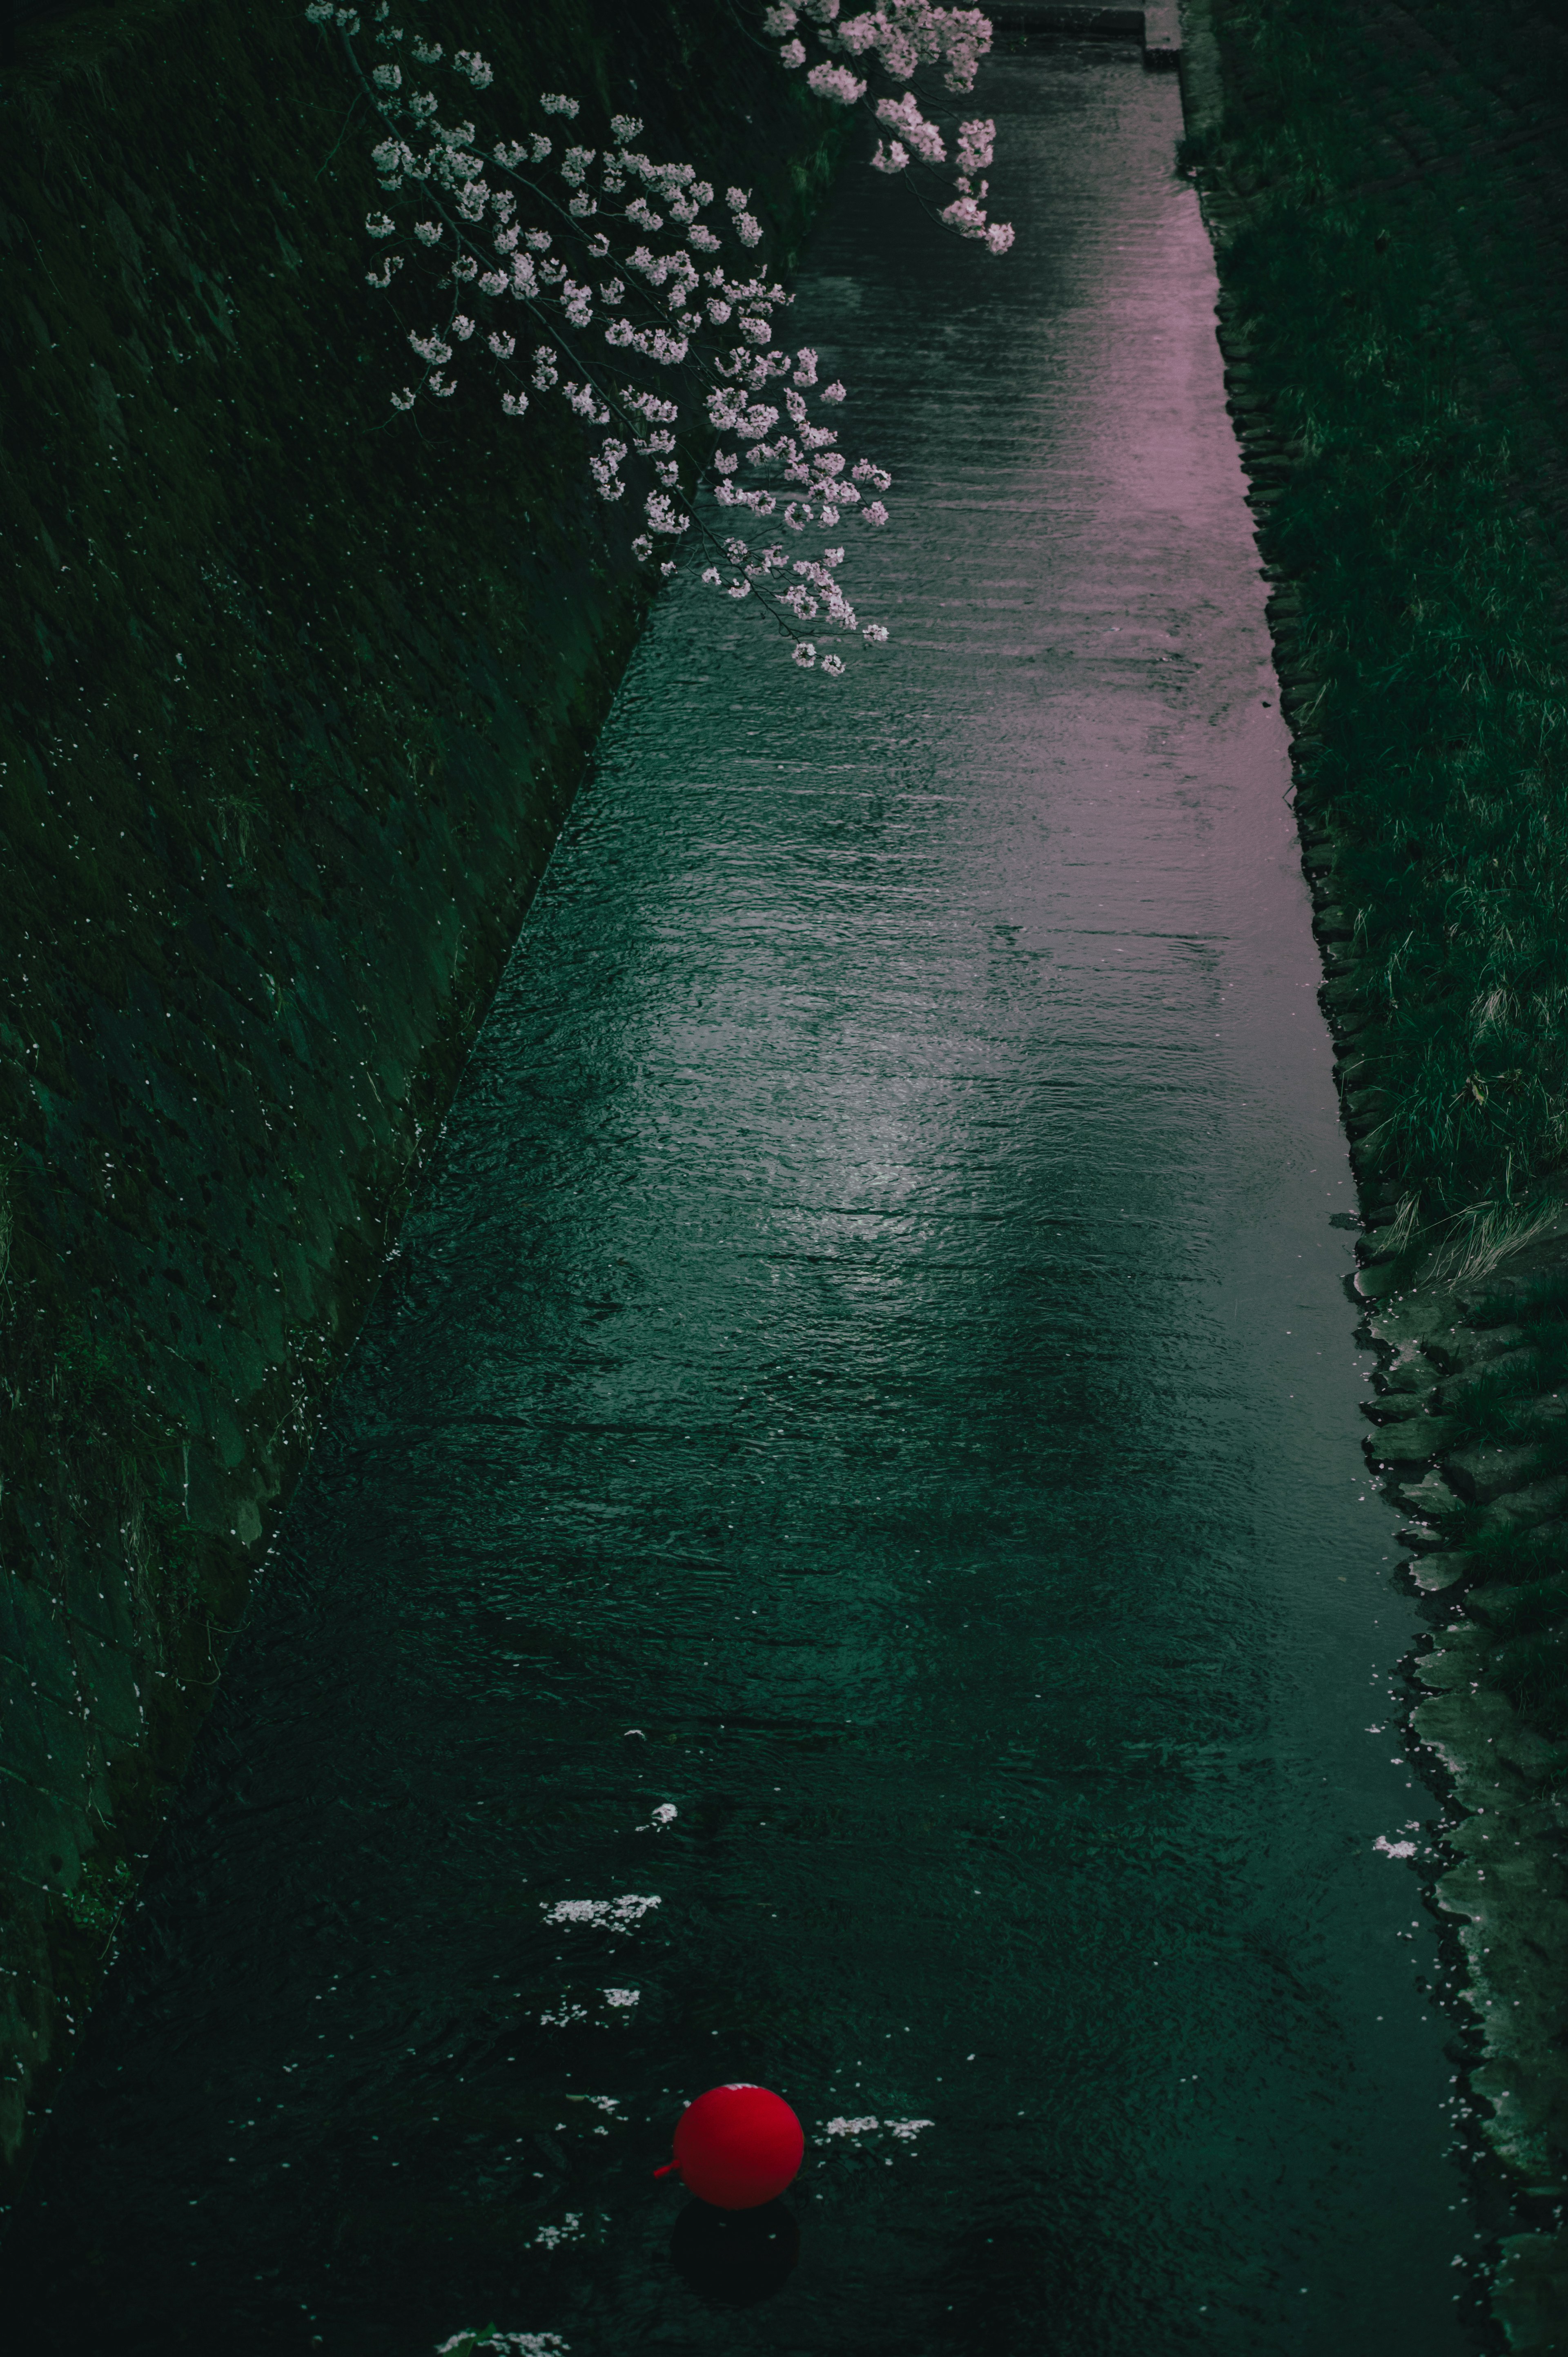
[7,44,1482,2357]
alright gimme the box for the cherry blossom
[807,60,867,105]
[780,0,1014,249]
[954,114,994,176]
[307,3,1017,670]
[875,90,944,163]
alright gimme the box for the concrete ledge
[1143,4,1182,69]
[1174,0,1224,138]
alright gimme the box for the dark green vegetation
[1192,0,1568,1862]
[1428,1267,1568,1740]
[0,0,840,2190]
[1188,0,1568,1228]
[1189,0,1568,2317]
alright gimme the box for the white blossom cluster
[434,2335,568,2356]
[823,2112,935,2138]
[305,2,1013,666]
[766,0,1014,254]
[532,2212,585,2250]
[541,1893,661,1930]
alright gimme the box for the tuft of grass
[1490,1620,1568,1735]
[1423,1198,1568,1289]
[1443,1517,1568,1592]
[1438,1340,1568,1447]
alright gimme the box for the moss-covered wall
[0,0,838,2194]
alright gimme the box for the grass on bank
[1429,1266,1568,1739]
[1187,0,1568,1229]
[1185,0,1568,1744]
[0,0,847,2177]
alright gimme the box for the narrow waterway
[8,45,1482,2357]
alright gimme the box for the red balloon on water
[665,2083,804,2210]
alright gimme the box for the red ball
[671,2083,804,2210]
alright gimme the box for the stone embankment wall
[0,0,836,2199]
[1181,0,1568,2343]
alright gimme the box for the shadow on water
[2,41,1492,2357]
[670,2198,802,2306]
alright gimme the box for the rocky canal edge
[1180,0,1568,2340]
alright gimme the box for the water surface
[7,47,1481,2357]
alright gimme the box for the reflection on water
[4,43,1483,2357]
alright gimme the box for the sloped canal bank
[1179,0,1568,2336]
[4,43,1490,2356]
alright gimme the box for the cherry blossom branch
[305,0,1007,669]
[767,0,1014,252]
